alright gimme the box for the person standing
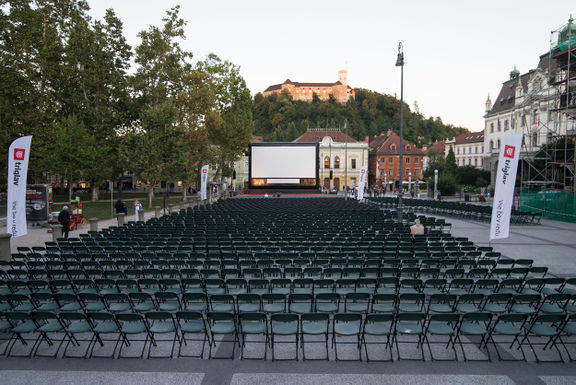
[58,206,71,239]
[133,199,143,221]
[114,199,127,215]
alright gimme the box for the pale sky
[87,0,575,134]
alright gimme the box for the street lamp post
[395,42,405,222]
[344,120,348,200]
[434,169,439,200]
[408,171,412,198]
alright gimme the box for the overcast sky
[87,0,574,134]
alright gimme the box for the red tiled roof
[293,130,357,143]
[369,132,424,155]
[427,141,445,155]
[453,131,484,144]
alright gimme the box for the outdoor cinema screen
[249,143,318,188]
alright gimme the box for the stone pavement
[1,200,576,384]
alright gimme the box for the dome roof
[559,15,576,43]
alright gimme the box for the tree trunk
[182,185,187,202]
[147,186,154,208]
[68,182,73,203]
[91,183,99,202]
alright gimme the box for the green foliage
[44,116,96,199]
[252,88,468,144]
[457,166,490,188]
[445,147,458,176]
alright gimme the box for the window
[380,170,384,176]
[490,123,494,133]
[390,144,396,151]
[406,145,411,151]
[406,158,410,164]
[521,115,526,126]
[388,169,392,176]
[415,158,419,164]
[324,156,330,169]
[334,156,340,169]
[351,158,357,169]
[490,140,494,150]
[351,177,357,187]
[474,158,477,166]
[504,120,509,131]
[380,157,386,162]
[532,132,537,146]
[497,120,501,132]
[389,157,394,163]
[497,139,501,149]
[457,148,460,155]
[413,169,419,176]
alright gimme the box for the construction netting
[520,189,576,223]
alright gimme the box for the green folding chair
[239,312,268,360]
[300,313,329,360]
[362,313,394,362]
[116,313,149,358]
[486,313,529,362]
[145,312,179,358]
[393,312,426,361]
[206,312,239,359]
[455,312,493,362]
[175,311,207,358]
[423,313,460,361]
[332,313,362,361]
[270,313,299,361]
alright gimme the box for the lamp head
[395,42,404,67]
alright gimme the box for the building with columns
[293,128,368,191]
[262,70,355,104]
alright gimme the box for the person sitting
[58,206,71,239]
[410,218,425,237]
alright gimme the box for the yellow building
[293,128,368,191]
[262,70,355,104]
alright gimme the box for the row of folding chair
[4,309,573,362]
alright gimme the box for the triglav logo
[503,145,515,159]
[14,148,25,161]
[202,168,208,174]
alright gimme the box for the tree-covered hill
[253,88,468,145]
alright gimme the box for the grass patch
[52,195,193,220]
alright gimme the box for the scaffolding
[520,16,576,222]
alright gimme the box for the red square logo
[503,145,515,159]
[14,148,25,161]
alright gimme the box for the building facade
[293,128,368,191]
[368,130,424,191]
[445,131,485,169]
[262,70,355,104]
[483,16,576,187]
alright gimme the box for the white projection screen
[249,143,318,188]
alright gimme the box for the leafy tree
[0,0,91,186]
[445,147,458,176]
[195,54,254,182]
[129,6,193,206]
[44,116,96,201]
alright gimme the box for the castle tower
[338,70,348,86]
[485,94,492,113]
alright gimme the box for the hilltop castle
[262,70,355,104]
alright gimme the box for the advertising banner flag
[357,166,368,200]
[490,133,523,240]
[200,165,209,200]
[7,136,32,237]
